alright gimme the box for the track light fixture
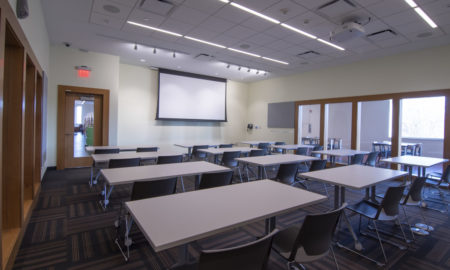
[226,64,230,68]
[247,68,250,72]
[173,52,176,58]
[134,43,138,50]
[238,66,241,71]
[256,70,259,74]
[153,48,156,54]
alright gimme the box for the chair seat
[346,200,380,219]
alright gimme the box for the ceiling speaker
[16,0,29,19]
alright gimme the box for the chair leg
[237,167,243,183]
[401,205,416,241]
[372,220,388,265]
[330,246,340,270]
[263,167,268,179]
[396,217,409,246]
[180,176,185,192]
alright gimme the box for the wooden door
[63,92,102,168]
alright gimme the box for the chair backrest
[295,147,308,156]
[404,177,426,203]
[442,165,450,183]
[108,158,141,168]
[221,151,241,167]
[289,204,345,260]
[157,155,183,164]
[131,178,177,201]
[376,185,406,219]
[274,142,285,146]
[365,151,379,167]
[136,147,158,152]
[249,149,265,157]
[94,148,119,154]
[273,142,285,153]
[219,144,233,148]
[309,160,327,171]
[275,163,299,185]
[414,143,422,156]
[193,145,209,158]
[199,171,233,190]
[198,229,278,270]
[350,154,365,165]
[257,143,271,155]
[311,145,323,158]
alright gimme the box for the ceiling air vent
[139,0,175,16]
[194,53,215,61]
[367,29,397,41]
[317,0,356,18]
[297,51,320,59]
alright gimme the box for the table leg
[188,147,192,159]
[258,166,263,180]
[102,184,114,209]
[282,149,286,154]
[265,217,276,234]
[214,154,218,164]
[195,175,200,190]
[90,166,94,186]
[334,185,340,209]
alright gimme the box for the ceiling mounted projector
[330,21,365,43]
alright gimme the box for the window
[75,105,82,125]
[401,96,445,139]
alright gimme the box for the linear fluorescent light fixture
[227,48,261,58]
[184,36,226,48]
[262,57,289,65]
[281,23,317,39]
[317,38,345,51]
[403,0,437,28]
[229,2,280,24]
[127,21,182,37]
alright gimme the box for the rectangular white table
[85,145,158,153]
[236,154,318,179]
[272,144,315,154]
[198,147,252,163]
[122,180,327,263]
[299,165,407,256]
[311,149,369,165]
[381,156,448,179]
[90,151,186,187]
[100,161,230,207]
[240,141,275,147]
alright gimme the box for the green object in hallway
[86,127,93,146]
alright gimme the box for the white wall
[8,0,50,72]
[247,44,450,143]
[117,64,249,151]
[47,46,120,166]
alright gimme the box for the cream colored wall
[47,46,120,166]
[247,44,450,143]
[117,64,249,151]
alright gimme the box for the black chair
[346,185,408,266]
[365,151,379,167]
[295,147,308,156]
[109,157,141,168]
[94,148,119,154]
[296,160,328,197]
[192,145,209,160]
[220,151,243,183]
[350,154,365,165]
[173,229,278,270]
[198,171,234,190]
[115,178,178,259]
[400,177,429,238]
[258,143,271,155]
[272,142,286,154]
[311,145,323,158]
[424,165,450,213]
[136,147,158,152]
[272,204,345,270]
[219,144,233,148]
[274,163,299,185]
[157,154,183,164]
[245,149,266,181]
[157,155,185,191]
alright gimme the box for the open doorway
[57,85,110,169]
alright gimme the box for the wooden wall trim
[320,104,325,148]
[351,102,358,149]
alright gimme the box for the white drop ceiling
[41,0,450,82]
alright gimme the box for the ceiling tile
[108,0,138,7]
[199,16,235,34]
[367,29,398,41]
[422,0,450,16]
[364,0,410,18]
[185,27,221,41]
[90,12,124,29]
[233,0,282,12]
[127,8,166,26]
[363,19,390,35]
[264,39,294,50]
[352,0,382,6]
[244,33,278,46]
[304,22,336,38]
[211,34,241,47]
[122,22,153,36]
[283,45,310,54]
[316,0,358,19]
[215,4,252,24]
[285,11,329,29]
[338,37,373,48]
[93,0,133,19]
[393,20,432,34]
[139,0,176,16]
[263,24,294,39]
[291,0,331,10]
[182,0,226,14]
[351,43,379,53]
[261,0,308,21]
[240,17,276,32]
[282,32,312,45]
[223,25,257,40]
[403,28,445,41]
[375,36,409,48]
[433,11,450,26]
[169,5,210,25]
[151,31,182,42]
[383,9,423,27]
[159,18,195,35]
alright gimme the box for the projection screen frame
[156,68,228,122]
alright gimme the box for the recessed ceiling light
[403,0,437,28]
[229,2,280,24]
[140,59,146,62]
[184,36,226,48]
[281,23,317,39]
[103,4,120,13]
[127,21,182,37]
[228,48,261,58]
[262,56,289,65]
[317,38,345,51]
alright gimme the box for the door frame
[57,85,110,170]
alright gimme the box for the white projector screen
[157,69,227,121]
